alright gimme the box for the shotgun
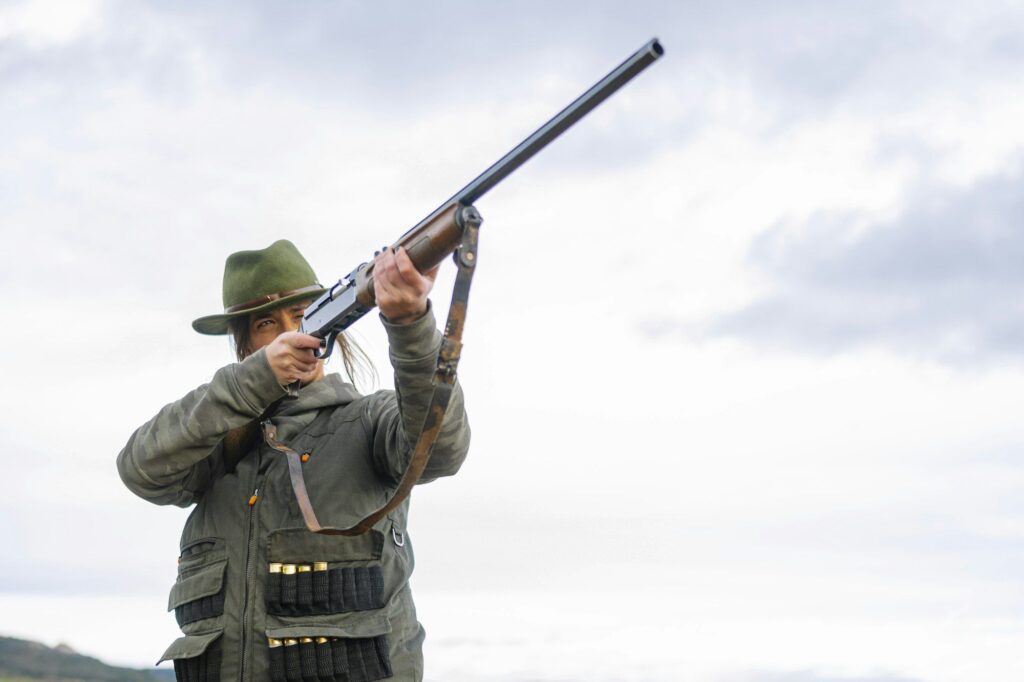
[226,39,664,533]
[301,38,664,355]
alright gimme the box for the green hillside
[0,636,169,681]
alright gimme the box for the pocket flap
[268,527,383,562]
[167,559,227,611]
[157,629,222,664]
[266,613,391,640]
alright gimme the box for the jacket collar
[276,373,361,417]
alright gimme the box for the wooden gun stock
[354,202,462,308]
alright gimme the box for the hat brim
[191,288,328,335]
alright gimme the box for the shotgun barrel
[302,38,664,347]
[449,37,664,207]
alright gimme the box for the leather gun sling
[263,207,482,536]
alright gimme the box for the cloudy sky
[2,1,1024,680]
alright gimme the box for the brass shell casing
[297,564,312,573]
[313,561,328,572]
[315,637,330,645]
[283,639,298,646]
[269,563,283,573]
[299,637,314,644]
[282,564,297,575]
[268,638,282,648]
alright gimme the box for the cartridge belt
[266,563,385,616]
[268,634,391,682]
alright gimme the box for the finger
[373,253,395,300]
[374,248,393,280]
[291,355,318,373]
[380,247,405,289]
[273,350,314,374]
[294,362,317,376]
[423,263,440,283]
[282,332,322,350]
[393,247,425,289]
[376,249,404,301]
[289,354,319,376]
[288,349,318,367]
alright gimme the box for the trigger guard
[312,331,339,361]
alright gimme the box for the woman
[117,239,470,682]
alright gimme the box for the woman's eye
[256,319,274,329]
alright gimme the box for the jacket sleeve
[364,303,471,484]
[116,347,288,507]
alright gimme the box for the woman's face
[247,301,324,383]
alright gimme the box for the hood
[271,372,362,442]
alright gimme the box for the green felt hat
[191,239,327,335]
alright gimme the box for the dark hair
[227,315,376,391]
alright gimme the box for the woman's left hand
[373,246,439,325]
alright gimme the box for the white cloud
[0,0,104,48]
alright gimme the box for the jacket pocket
[158,629,223,682]
[266,615,392,682]
[266,528,386,618]
[168,558,227,629]
[177,536,227,575]
[267,528,384,562]
[269,563,386,618]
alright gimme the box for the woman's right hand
[264,331,323,386]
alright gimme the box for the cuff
[232,346,289,412]
[381,300,441,361]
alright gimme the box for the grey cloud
[6,1,1024,338]
[140,1,995,123]
[7,1,1023,111]
[691,165,1024,364]
[4,0,1022,194]
[751,507,1024,612]
[143,1,946,97]
[102,0,673,107]
[989,29,1024,62]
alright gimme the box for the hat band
[225,284,323,314]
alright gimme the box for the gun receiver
[302,38,663,356]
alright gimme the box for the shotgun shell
[269,563,283,573]
[282,564,297,575]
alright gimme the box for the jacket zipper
[239,466,264,681]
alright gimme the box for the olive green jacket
[116,308,470,682]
